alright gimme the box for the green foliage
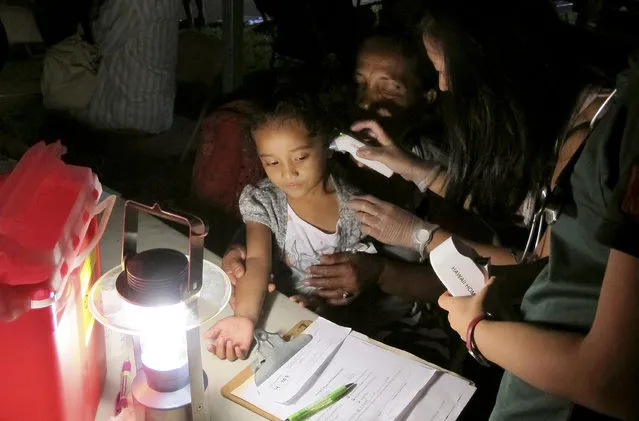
[200,24,274,76]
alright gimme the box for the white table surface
[94,195,473,421]
[94,195,317,421]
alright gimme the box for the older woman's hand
[351,120,424,182]
[348,195,425,250]
[305,252,385,306]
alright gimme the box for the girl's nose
[281,163,299,179]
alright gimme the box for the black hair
[247,93,334,147]
[419,0,610,220]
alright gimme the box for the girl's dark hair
[248,93,334,145]
[419,0,610,220]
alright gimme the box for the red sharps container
[0,142,116,421]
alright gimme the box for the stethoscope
[518,88,618,263]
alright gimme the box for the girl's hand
[438,277,495,339]
[348,194,425,250]
[204,316,255,361]
[351,120,423,182]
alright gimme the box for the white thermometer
[329,133,394,178]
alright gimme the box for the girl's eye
[264,161,279,167]
[295,154,309,162]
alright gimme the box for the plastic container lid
[0,142,101,289]
[88,258,232,335]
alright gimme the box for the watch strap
[415,222,439,262]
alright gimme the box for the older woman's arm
[306,252,447,304]
[376,256,447,300]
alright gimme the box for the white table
[94,196,316,421]
[94,195,474,421]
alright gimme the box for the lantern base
[131,369,209,421]
[134,403,192,421]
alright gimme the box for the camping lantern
[88,201,231,421]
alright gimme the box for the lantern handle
[121,200,209,295]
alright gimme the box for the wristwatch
[414,221,440,262]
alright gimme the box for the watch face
[416,228,431,243]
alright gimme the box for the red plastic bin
[0,142,106,289]
[0,142,115,421]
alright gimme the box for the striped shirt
[73,0,179,133]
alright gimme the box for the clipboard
[221,320,313,421]
[221,320,474,421]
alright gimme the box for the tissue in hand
[429,237,489,297]
[329,134,394,178]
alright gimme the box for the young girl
[204,96,367,361]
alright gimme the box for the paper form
[257,317,351,403]
[235,333,437,420]
[405,373,476,421]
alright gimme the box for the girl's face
[423,36,448,92]
[253,119,326,199]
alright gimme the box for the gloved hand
[348,195,425,251]
[351,120,424,182]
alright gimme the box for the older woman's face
[423,36,448,92]
[354,48,413,118]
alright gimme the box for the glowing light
[120,300,189,371]
[141,330,188,372]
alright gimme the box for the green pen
[285,383,356,421]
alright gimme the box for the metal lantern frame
[120,201,209,421]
